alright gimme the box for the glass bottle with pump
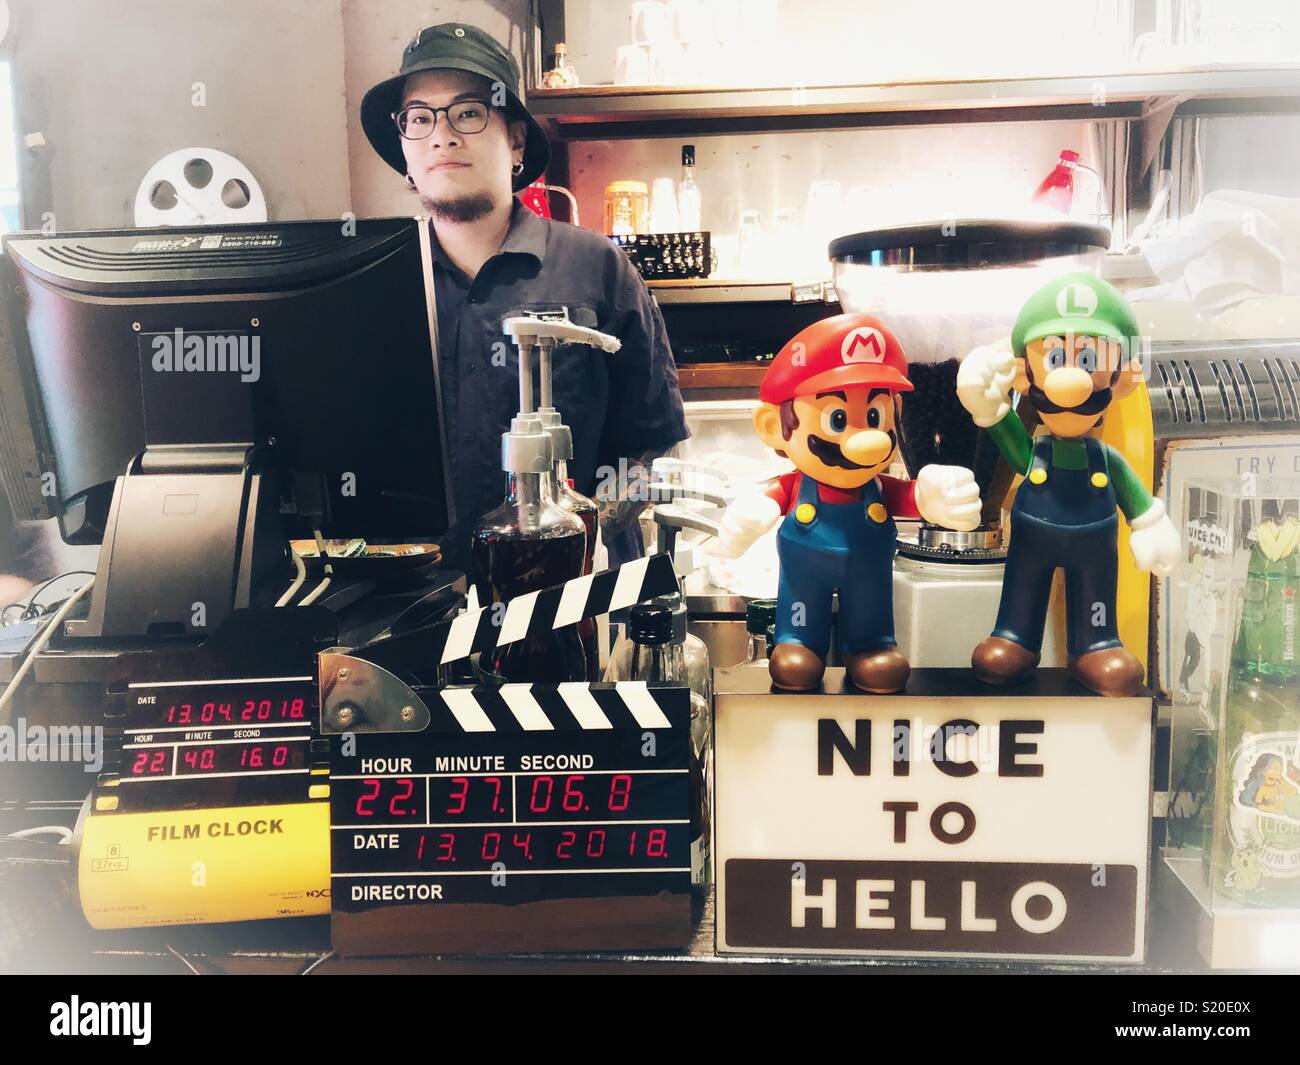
[627,602,711,885]
[471,327,588,683]
[678,144,701,232]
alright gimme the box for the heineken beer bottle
[1216,510,1300,906]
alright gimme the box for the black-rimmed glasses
[393,100,492,139]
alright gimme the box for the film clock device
[76,609,336,929]
[323,553,696,954]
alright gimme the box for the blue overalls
[774,473,898,661]
[992,435,1122,658]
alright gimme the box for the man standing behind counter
[360,23,689,574]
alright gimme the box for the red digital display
[518,773,635,821]
[128,748,172,777]
[127,740,309,777]
[163,696,306,725]
[341,824,682,873]
[334,772,681,825]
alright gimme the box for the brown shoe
[844,646,910,694]
[1069,646,1144,697]
[769,642,826,691]
[971,636,1039,686]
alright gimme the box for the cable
[275,548,306,607]
[298,575,331,606]
[164,943,204,976]
[297,529,333,607]
[297,950,336,976]
[2,570,97,625]
[0,576,94,725]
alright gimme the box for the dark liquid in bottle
[471,529,588,683]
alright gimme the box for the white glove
[1129,498,1181,577]
[706,493,781,559]
[957,344,1018,428]
[914,465,982,532]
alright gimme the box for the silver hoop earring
[511,160,524,176]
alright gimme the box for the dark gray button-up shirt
[430,201,689,571]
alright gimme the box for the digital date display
[126,680,313,729]
[338,824,681,874]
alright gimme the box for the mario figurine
[957,272,1181,697]
[712,314,981,693]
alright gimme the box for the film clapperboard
[322,554,696,954]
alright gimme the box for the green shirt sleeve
[985,409,1033,476]
[1104,445,1154,521]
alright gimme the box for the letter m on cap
[841,326,886,365]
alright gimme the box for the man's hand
[707,494,781,559]
[957,345,1018,428]
[914,465,982,531]
[1129,498,1181,577]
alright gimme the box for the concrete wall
[11,0,352,230]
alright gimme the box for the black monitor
[0,217,454,640]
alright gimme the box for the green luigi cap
[360,23,551,192]
[1011,272,1138,358]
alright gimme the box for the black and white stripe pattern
[355,554,679,672]
[423,682,690,733]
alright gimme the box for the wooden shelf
[649,278,836,304]
[676,362,768,390]
[530,65,1300,139]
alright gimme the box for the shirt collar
[428,199,548,273]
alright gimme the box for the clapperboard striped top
[342,554,679,680]
[437,555,672,666]
[427,683,689,734]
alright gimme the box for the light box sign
[714,668,1153,963]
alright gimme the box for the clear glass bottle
[744,598,777,665]
[627,602,712,886]
[677,144,701,232]
[541,42,580,89]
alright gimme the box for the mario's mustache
[808,431,896,470]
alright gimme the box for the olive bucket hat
[360,23,551,192]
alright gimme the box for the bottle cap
[682,144,695,167]
[746,598,777,634]
[628,603,673,645]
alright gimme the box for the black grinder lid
[828,219,1110,270]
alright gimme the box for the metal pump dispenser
[522,318,621,676]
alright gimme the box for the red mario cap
[759,314,913,405]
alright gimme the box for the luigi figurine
[711,314,981,693]
[957,272,1181,697]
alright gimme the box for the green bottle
[1215,514,1300,907]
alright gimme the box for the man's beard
[420,192,497,224]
